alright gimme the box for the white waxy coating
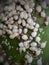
[8,17,14,24]
[41,11,46,17]
[24,41,29,48]
[45,21,49,25]
[10,20,14,24]
[9,33,19,39]
[12,10,16,15]
[37,58,42,65]
[12,25,18,29]
[31,42,37,47]
[28,13,31,18]
[26,24,30,28]
[19,42,24,47]
[23,12,28,19]
[12,28,18,33]
[27,56,33,63]
[30,36,33,40]
[22,47,26,52]
[14,15,18,20]
[6,30,12,34]
[24,28,28,34]
[19,0,25,5]
[22,35,28,40]
[19,47,23,53]
[0,0,47,62]
[39,28,43,33]
[30,2,35,8]
[25,54,29,59]
[20,11,24,18]
[19,47,26,52]
[22,20,26,26]
[36,49,41,56]
[27,18,32,24]
[25,54,33,63]
[24,4,29,10]
[18,28,22,34]
[8,17,13,22]
[36,5,42,12]
[31,32,37,37]
[41,42,46,48]
[8,24,12,29]
[41,1,47,9]
[31,22,36,26]
[27,8,32,13]
[29,25,34,30]
[8,12,13,17]
[2,17,7,21]
[0,24,3,28]
[35,24,40,28]
[47,16,49,21]
[35,36,41,43]
[18,19,22,24]
[30,47,37,51]
[34,28,38,32]
[16,6,23,11]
